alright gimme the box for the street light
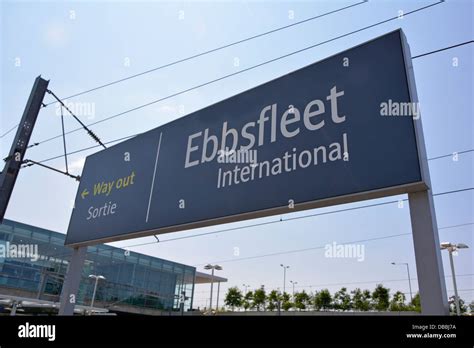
[280,264,290,293]
[290,280,298,297]
[204,264,222,311]
[88,274,106,309]
[440,242,469,316]
[391,262,413,302]
[242,284,250,294]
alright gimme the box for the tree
[333,287,352,311]
[409,292,421,313]
[224,287,243,311]
[314,289,332,311]
[253,287,267,311]
[294,291,311,311]
[469,300,474,313]
[449,296,467,314]
[281,292,292,311]
[372,284,390,311]
[351,288,371,311]
[242,291,254,311]
[389,291,407,311]
[267,290,281,312]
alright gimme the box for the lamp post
[88,274,105,309]
[391,262,413,302]
[204,264,222,311]
[242,284,250,294]
[216,282,221,310]
[280,264,290,294]
[440,242,469,316]
[290,280,298,297]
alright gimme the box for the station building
[0,219,226,315]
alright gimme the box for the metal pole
[37,272,46,299]
[209,268,214,311]
[60,106,69,173]
[448,250,461,316]
[406,263,413,303]
[216,281,221,311]
[277,293,281,316]
[0,76,49,222]
[90,277,99,308]
[283,267,286,294]
[180,291,185,316]
[10,301,17,316]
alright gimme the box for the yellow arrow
[81,189,89,199]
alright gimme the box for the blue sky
[1,0,472,309]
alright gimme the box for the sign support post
[409,191,449,314]
[401,32,449,315]
[58,246,87,315]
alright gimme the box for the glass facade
[0,219,195,313]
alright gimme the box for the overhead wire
[41,0,369,107]
[33,0,445,149]
[119,188,473,250]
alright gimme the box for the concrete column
[58,246,87,315]
[409,191,449,314]
[400,30,449,315]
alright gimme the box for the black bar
[0,315,471,346]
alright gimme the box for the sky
[1,0,472,309]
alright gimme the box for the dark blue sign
[66,30,423,246]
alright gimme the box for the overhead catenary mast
[0,76,49,223]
